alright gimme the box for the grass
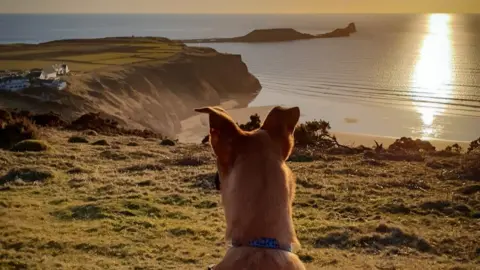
[0,128,479,269]
[0,39,184,72]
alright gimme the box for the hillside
[0,37,261,137]
[0,124,479,269]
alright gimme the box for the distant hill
[179,23,357,43]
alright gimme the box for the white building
[53,64,70,75]
[40,66,57,80]
[0,77,30,91]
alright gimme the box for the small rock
[92,139,109,146]
[68,136,89,144]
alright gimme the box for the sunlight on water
[412,14,453,139]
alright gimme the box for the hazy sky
[2,0,479,14]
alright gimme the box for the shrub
[31,112,67,127]
[68,136,89,144]
[459,150,480,180]
[67,112,162,138]
[388,137,435,152]
[445,143,463,153]
[11,139,50,152]
[467,137,480,153]
[0,167,55,184]
[0,118,39,150]
[238,113,261,131]
[294,120,335,148]
[68,112,119,132]
[160,139,176,146]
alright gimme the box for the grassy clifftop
[0,125,479,269]
[0,37,184,71]
[0,37,261,137]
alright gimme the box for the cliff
[179,23,357,43]
[0,44,261,137]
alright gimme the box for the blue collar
[231,237,292,252]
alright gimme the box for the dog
[195,105,306,270]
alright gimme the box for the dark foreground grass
[0,129,479,269]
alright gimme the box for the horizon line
[1,12,477,15]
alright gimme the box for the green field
[0,128,479,269]
[0,38,184,72]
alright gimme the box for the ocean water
[1,14,479,141]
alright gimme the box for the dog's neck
[220,154,298,250]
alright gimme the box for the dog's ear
[194,106,242,167]
[261,106,300,160]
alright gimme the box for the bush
[388,137,435,152]
[31,112,67,127]
[459,150,480,180]
[68,136,89,144]
[238,113,261,131]
[11,140,50,152]
[294,120,335,148]
[0,167,55,184]
[67,112,162,138]
[68,112,119,132]
[445,143,463,153]
[160,139,176,146]
[0,118,39,150]
[467,137,480,153]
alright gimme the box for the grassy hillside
[0,126,479,269]
[0,38,261,138]
[0,37,184,72]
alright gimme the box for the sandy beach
[177,102,471,149]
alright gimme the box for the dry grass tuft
[0,167,55,184]
[10,139,50,152]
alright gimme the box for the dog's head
[194,106,300,189]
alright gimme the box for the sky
[1,0,479,14]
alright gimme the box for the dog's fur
[195,106,306,270]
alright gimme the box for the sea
[1,14,479,142]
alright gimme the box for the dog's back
[195,106,306,270]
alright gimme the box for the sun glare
[411,14,453,139]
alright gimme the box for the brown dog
[195,106,306,270]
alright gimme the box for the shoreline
[177,102,471,149]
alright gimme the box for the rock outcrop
[317,22,357,38]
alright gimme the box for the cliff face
[0,48,261,137]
